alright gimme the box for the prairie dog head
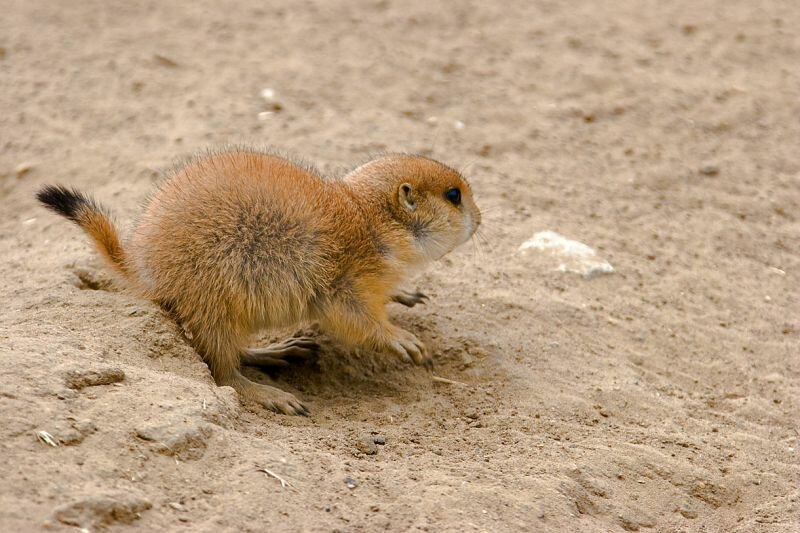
[345,155,481,263]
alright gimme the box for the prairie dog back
[131,152,340,330]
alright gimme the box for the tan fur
[76,208,129,279]
[42,149,481,415]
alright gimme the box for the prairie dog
[37,149,481,415]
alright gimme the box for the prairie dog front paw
[391,290,428,307]
[385,326,431,368]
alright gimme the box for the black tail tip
[36,185,90,222]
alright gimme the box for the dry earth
[1,0,798,531]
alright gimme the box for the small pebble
[57,427,86,446]
[127,306,148,317]
[356,436,378,455]
[56,389,78,400]
[153,54,179,67]
[373,435,386,445]
[64,367,125,390]
[699,164,720,176]
[676,500,698,519]
[618,504,657,531]
[135,421,213,460]
[345,477,358,489]
[55,492,151,528]
[15,162,34,178]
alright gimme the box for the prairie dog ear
[398,182,416,211]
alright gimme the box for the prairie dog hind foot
[241,336,319,368]
[222,372,310,416]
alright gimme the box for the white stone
[519,230,615,279]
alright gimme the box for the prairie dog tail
[36,185,131,281]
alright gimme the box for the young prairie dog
[37,149,481,415]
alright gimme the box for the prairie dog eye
[444,187,461,206]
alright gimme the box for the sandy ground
[1,0,798,531]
